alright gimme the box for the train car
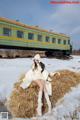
[0,17,71,57]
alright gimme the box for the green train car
[0,17,71,57]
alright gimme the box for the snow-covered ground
[0,55,80,120]
[0,55,80,100]
[37,84,80,120]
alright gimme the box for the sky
[0,0,80,50]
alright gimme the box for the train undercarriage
[0,45,71,58]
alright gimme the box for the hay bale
[6,70,80,118]
[7,75,39,118]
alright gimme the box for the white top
[20,62,49,89]
[20,62,52,96]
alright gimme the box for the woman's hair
[39,62,45,73]
[33,61,38,70]
[33,61,45,73]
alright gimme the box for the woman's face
[33,59,39,64]
[33,59,38,70]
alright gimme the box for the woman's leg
[43,82,51,114]
[38,80,51,114]
[34,80,51,115]
[34,80,44,116]
[35,80,44,91]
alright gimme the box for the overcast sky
[0,0,80,50]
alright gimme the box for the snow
[38,84,80,120]
[0,55,80,119]
[0,55,80,99]
[43,55,80,72]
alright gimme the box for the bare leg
[35,80,44,91]
[34,80,51,115]
[34,80,44,116]
[43,82,51,114]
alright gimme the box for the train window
[28,33,34,40]
[37,35,42,41]
[52,38,56,43]
[63,40,66,45]
[68,40,70,44]
[45,36,50,42]
[58,39,61,44]
[17,30,24,38]
[3,28,11,36]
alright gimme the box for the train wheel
[45,51,53,57]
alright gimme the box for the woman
[20,54,52,116]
